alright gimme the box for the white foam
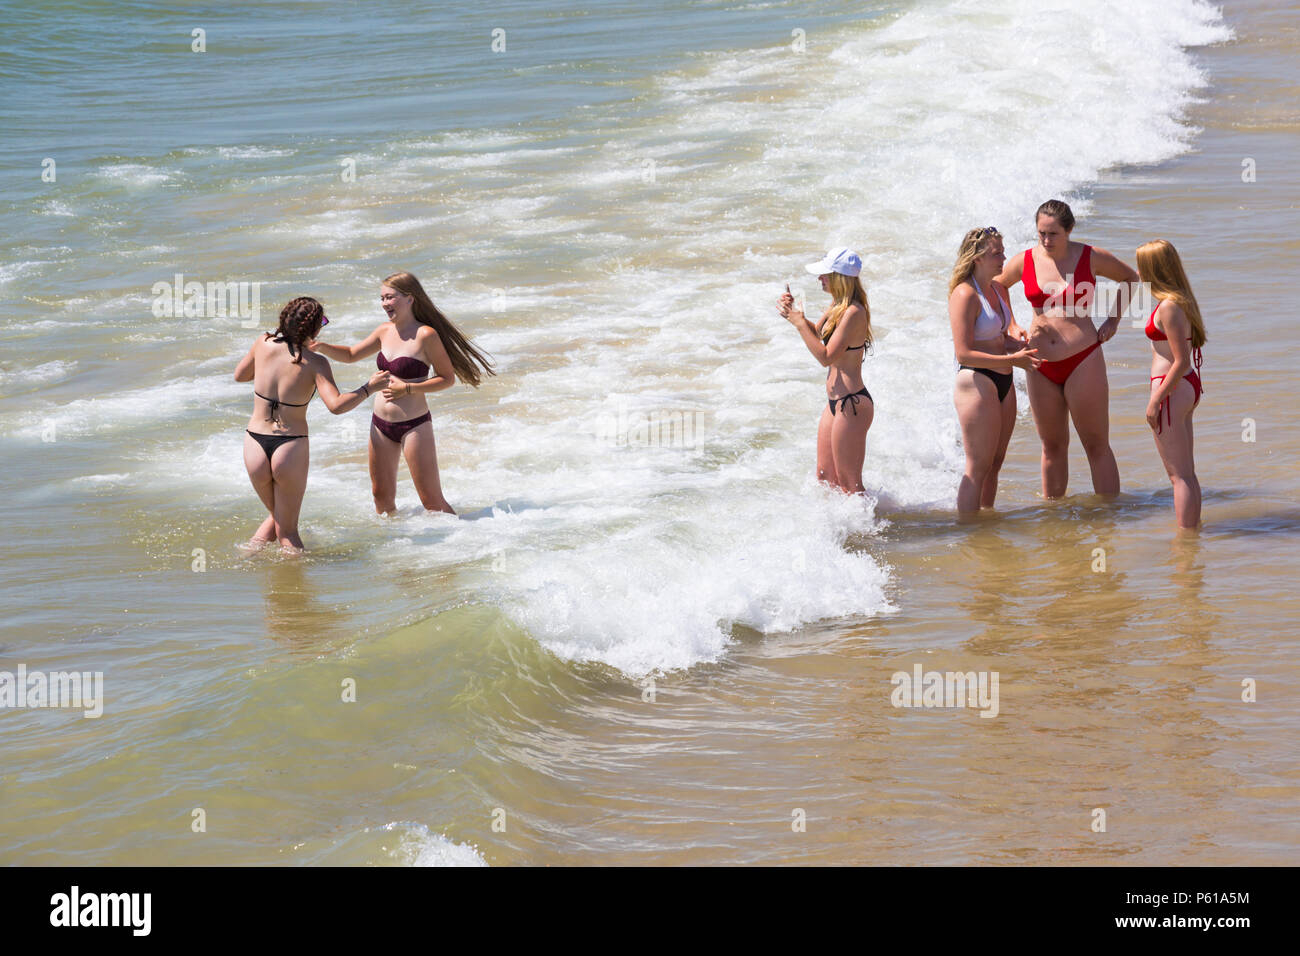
[97,163,176,187]
[215,145,295,159]
[380,822,487,867]
[45,0,1229,678]
[0,360,77,391]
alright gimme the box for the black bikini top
[255,387,316,425]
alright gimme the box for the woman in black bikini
[235,297,389,551]
[311,272,495,515]
[777,248,875,494]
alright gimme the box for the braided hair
[266,296,324,364]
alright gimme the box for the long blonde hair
[1135,240,1206,349]
[948,227,1001,294]
[383,272,496,387]
[820,273,872,350]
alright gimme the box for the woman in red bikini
[1136,239,1206,530]
[235,297,390,551]
[311,272,495,515]
[995,199,1139,498]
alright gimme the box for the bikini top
[1023,245,1094,310]
[377,350,429,379]
[1146,303,1204,371]
[255,386,316,425]
[969,277,1011,341]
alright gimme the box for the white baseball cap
[805,247,862,277]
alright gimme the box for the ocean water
[2,0,1297,865]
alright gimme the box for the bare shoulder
[1088,245,1128,270]
[305,350,333,376]
[1157,297,1187,323]
[949,283,976,305]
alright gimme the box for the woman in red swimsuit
[311,272,495,515]
[995,200,1140,498]
[1137,239,1206,530]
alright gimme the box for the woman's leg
[1063,347,1120,496]
[831,396,873,494]
[1150,379,1201,529]
[402,420,456,514]
[816,404,840,490]
[369,420,403,515]
[243,435,278,545]
[269,437,310,551]
[981,387,1018,509]
[954,372,1002,514]
[1027,369,1071,498]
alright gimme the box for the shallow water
[1,0,1297,865]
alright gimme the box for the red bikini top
[1023,245,1094,310]
[1146,303,1204,372]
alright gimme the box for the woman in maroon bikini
[1136,239,1206,530]
[311,272,495,515]
[995,200,1140,499]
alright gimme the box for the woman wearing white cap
[777,248,874,494]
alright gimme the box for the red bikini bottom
[1036,340,1101,386]
[1150,371,1202,434]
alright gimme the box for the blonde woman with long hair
[948,227,1040,515]
[311,272,495,515]
[1136,239,1206,529]
[777,248,874,494]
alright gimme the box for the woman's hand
[1006,321,1030,345]
[1009,347,1041,371]
[368,370,391,393]
[1097,316,1120,343]
[381,379,414,401]
[1145,398,1163,430]
[777,283,803,325]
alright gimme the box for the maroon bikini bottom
[371,412,431,443]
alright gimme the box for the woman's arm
[1090,247,1140,343]
[312,355,390,414]
[950,287,1032,370]
[994,254,1029,343]
[782,306,837,367]
[1145,301,1193,429]
[234,338,259,382]
[382,328,458,399]
[310,325,384,364]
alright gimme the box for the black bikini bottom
[247,430,305,463]
[959,366,1012,402]
[828,387,873,417]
